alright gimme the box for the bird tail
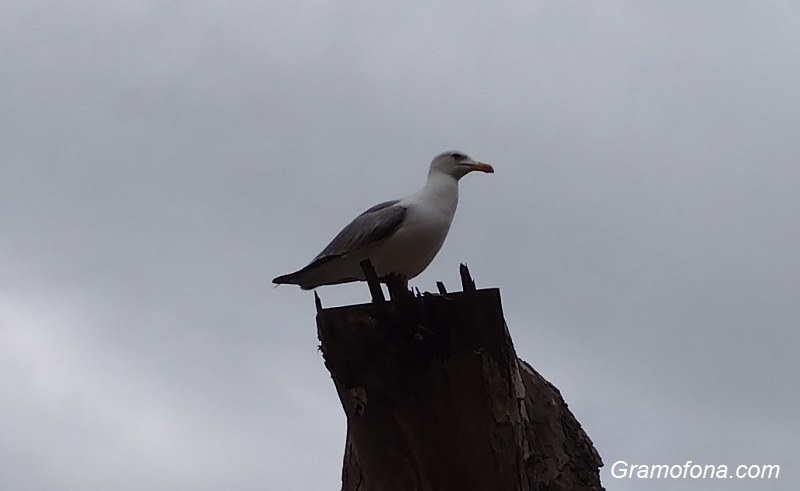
[272,271,304,286]
[273,267,321,290]
[273,256,342,290]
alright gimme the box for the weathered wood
[459,263,476,292]
[316,276,603,491]
[360,259,385,303]
[314,291,323,313]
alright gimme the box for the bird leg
[359,259,385,303]
[383,273,410,300]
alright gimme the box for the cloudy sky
[2,1,798,489]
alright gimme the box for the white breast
[369,173,460,279]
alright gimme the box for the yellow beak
[464,162,495,173]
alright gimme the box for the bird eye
[450,152,466,161]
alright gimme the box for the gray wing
[272,199,407,286]
[312,199,406,262]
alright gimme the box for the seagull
[273,151,494,289]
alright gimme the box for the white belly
[368,208,454,279]
[370,220,450,279]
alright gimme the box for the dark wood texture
[316,266,603,491]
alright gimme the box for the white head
[429,150,494,180]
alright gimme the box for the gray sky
[2,1,798,489]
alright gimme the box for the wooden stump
[315,265,603,491]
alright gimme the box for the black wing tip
[273,255,347,289]
[273,273,314,289]
[272,272,299,285]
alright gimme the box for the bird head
[429,151,494,180]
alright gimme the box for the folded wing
[272,199,407,287]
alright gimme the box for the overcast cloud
[2,1,798,490]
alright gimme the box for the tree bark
[315,266,603,491]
